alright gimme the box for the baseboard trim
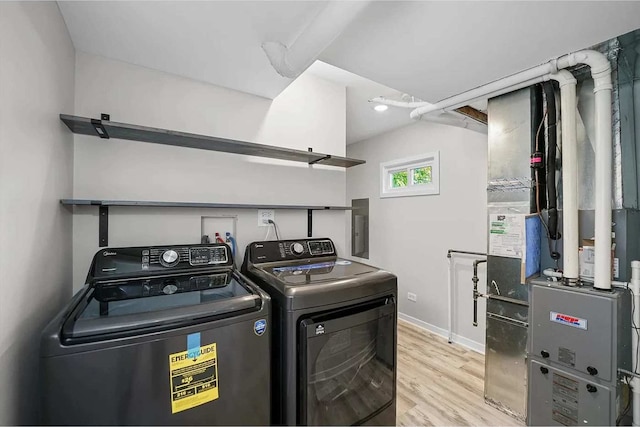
[398,312,485,355]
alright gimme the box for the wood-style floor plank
[396,319,523,426]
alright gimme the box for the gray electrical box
[528,279,631,426]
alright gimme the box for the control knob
[291,242,305,255]
[161,249,180,267]
[163,280,178,295]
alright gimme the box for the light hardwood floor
[396,319,523,426]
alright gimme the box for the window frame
[379,151,440,198]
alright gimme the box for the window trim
[380,151,440,198]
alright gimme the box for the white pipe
[407,51,610,120]
[447,255,453,343]
[630,260,640,426]
[594,85,614,290]
[410,76,547,119]
[408,50,612,289]
[370,96,430,109]
[580,277,628,288]
[557,52,613,290]
[409,67,554,119]
[593,86,613,290]
[545,71,579,283]
[374,76,543,114]
[543,268,564,279]
[370,98,487,134]
[262,1,370,79]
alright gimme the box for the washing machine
[242,238,397,426]
[40,243,270,425]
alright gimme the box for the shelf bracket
[307,209,312,238]
[91,113,111,139]
[98,205,109,247]
[309,154,332,165]
[307,146,331,166]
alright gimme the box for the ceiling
[306,61,414,144]
[58,1,640,141]
[58,1,327,99]
[321,1,640,103]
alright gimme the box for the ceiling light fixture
[374,104,389,112]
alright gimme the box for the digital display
[190,248,211,265]
[189,247,228,266]
[308,240,334,256]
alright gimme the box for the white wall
[72,52,347,288]
[347,122,488,351]
[0,3,75,424]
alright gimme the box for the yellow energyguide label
[168,343,219,414]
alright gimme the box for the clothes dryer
[242,238,397,426]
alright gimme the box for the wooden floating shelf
[62,199,352,248]
[60,199,353,211]
[60,114,365,168]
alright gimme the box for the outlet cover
[407,292,417,302]
[258,209,275,227]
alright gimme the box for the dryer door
[299,297,396,426]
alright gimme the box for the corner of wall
[0,2,76,424]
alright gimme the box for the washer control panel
[248,238,335,263]
[91,243,232,279]
[307,240,334,256]
[189,246,228,266]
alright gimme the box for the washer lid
[62,271,261,343]
[260,258,378,285]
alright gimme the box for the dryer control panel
[90,243,232,280]
[247,239,335,263]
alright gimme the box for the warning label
[169,343,219,414]
[489,214,525,259]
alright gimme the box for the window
[380,151,439,198]
[390,170,408,188]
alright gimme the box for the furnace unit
[527,280,631,425]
